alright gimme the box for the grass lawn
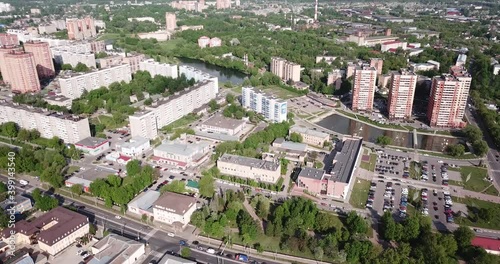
[66,166,80,175]
[360,153,377,172]
[258,85,302,99]
[417,150,477,160]
[97,33,126,41]
[349,179,371,209]
[161,113,199,132]
[230,86,243,93]
[459,166,499,196]
[453,196,500,230]
[158,38,186,52]
[410,161,420,180]
[91,115,127,130]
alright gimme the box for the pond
[316,114,464,152]
[178,57,247,85]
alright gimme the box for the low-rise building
[198,36,210,48]
[0,207,89,255]
[65,176,91,193]
[158,254,197,264]
[197,115,245,136]
[75,137,110,156]
[43,93,72,108]
[271,138,307,162]
[289,126,329,147]
[217,154,281,183]
[117,136,150,157]
[128,190,161,218]
[90,234,145,264]
[210,37,222,47]
[294,137,362,200]
[381,41,407,52]
[0,195,32,214]
[152,139,211,169]
[139,59,178,79]
[186,180,199,193]
[327,70,343,90]
[153,192,197,228]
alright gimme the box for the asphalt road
[1,175,278,264]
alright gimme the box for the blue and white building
[241,86,287,123]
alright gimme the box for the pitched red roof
[471,237,500,252]
[382,40,401,45]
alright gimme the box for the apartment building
[153,192,197,228]
[165,13,177,31]
[387,69,417,120]
[139,59,178,79]
[370,58,384,75]
[289,125,330,147]
[179,65,218,87]
[153,139,211,169]
[59,64,132,99]
[455,54,467,67]
[171,0,206,12]
[0,101,91,143]
[427,66,471,128]
[270,57,301,83]
[51,47,96,68]
[198,36,210,48]
[0,45,21,79]
[241,87,288,123]
[216,0,231,9]
[38,24,58,34]
[123,53,145,73]
[66,17,97,40]
[23,41,55,79]
[327,69,343,90]
[4,51,40,93]
[0,33,18,46]
[0,207,89,256]
[351,66,377,112]
[98,55,124,68]
[217,154,281,183]
[129,79,218,139]
[90,40,106,53]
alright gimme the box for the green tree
[346,211,368,234]
[160,180,186,194]
[198,174,215,198]
[61,64,72,70]
[226,93,235,104]
[70,184,84,196]
[181,247,191,258]
[209,99,219,111]
[74,62,90,72]
[2,122,18,138]
[0,208,9,228]
[478,208,493,222]
[472,140,488,156]
[126,160,142,176]
[454,226,474,251]
[447,144,465,157]
[289,132,303,143]
[376,135,392,146]
[314,246,324,261]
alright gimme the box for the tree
[454,226,474,251]
[447,144,465,157]
[463,125,483,142]
[74,62,90,72]
[61,64,72,70]
[181,247,191,258]
[141,214,148,222]
[198,174,215,198]
[478,208,493,222]
[160,180,186,194]
[89,223,97,235]
[70,184,84,196]
[472,140,488,156]
[208,99,219,111]
[0,208,9,228]
[314,246,324,261]
[376,135,392,146]
[126,160,142,176]
[346,211,368,234]
[2,122,18,138]
[289,132,303,143]
[226,93,235,104]
[17,129,31,141]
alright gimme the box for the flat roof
[153,192,196,215]
[90,234,144,264]
[290,125,329,139]
[128,190,160,211]
[218,153,280,171]
[155,140,210,157]
[118,136,150,149]
[0,100,87,122]
[59,64,129,79]
[298,167,325,180]
[76,137,109,147]
[147,80,214,109]
[330,138,362,183]
[274,138,307,152]
[201,114,245,130]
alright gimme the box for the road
[3,175,280,264]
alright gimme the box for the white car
[438,160,444,163]
[82,253,89,259]
[77,249,84,256]
[206,248,216,254]
[167,233,175,237]
[115,215,121,219]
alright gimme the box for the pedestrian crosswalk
[143,228,158,240]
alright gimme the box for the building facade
[241,87,288,123]
[387,69,417,120]
[153,140,211,169]
[23,41,55,79]
[217,154,281,183]
[4,51,40,93]
[51,48,96,68]
[0,45,21,79]
[59,64,132,99]
[66,17,97,40]
[289,125,329,147]
[370,58,384,75]
[327,69,343,90]
[123,53,145,73]
[75,137,110,156]
[165,13,177,31]
[216,0,231,9]
[427,66,471,128]
[198,115,245,136]
[139,59,178,79]
[351,66,377,112]
[0,33,18,46]
[153,192,197,228]
[198,36,210,48]
[270,57,301,83]
[0,101,91,143]
[117,136,151,157]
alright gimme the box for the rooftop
[128,190,161,212]
[298,167,325,180]
[1,207,88,247]
[201,114,246,130]
[158,254,196,264]
[90,234,144,264]
[330,138,363,183]
[290,125,329,139]
[273,138,307,152]
[153,192,196,215]
[0,100,87,122]
[218,153,280,171]
[59,64,129,79]
[117,136,150,149]
[147,80,215,109]
[75,137,109,147]
[155,140,210,157]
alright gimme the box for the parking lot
[51,239,97,264]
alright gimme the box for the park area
[453,196,500,230]
[349,179,371,209]
[450,166,499,196]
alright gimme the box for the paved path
[242,199,264,231]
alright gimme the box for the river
[178,57,247,85]
[316,114,464,152]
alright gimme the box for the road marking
[144,228,159,240]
